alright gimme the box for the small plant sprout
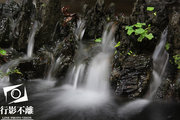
[125,23,154,42]
[95,38,102,43]
[0,48,7,56]
[115,41,120,48]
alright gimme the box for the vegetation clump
[125,23,154,42]
[173,55,180,69]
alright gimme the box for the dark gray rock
[111,55,151,99]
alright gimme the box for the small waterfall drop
[148,27,169,99]
[46,56,61,81]
[74,19,86,41]
[27,21,38,58]
[71,64,86,89]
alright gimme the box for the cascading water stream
[148,27,169,99]
[68,19,86,89]
[71,64,86,89]
[118,28,169,118]
[27,21,38,58]
[0,20,38,87]
[32,23,117,120]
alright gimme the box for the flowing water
[148,27,169,99]
[0,20,38,86]
[118,28,169,119]
[0,20,39,88]
[27,21,38,58]
[29,23,117,120]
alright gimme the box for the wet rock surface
[111,55,151,99]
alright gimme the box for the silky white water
[32,23,116,120]
[59,23,116,108]
[27,21,38,58]
[148,27,169,99]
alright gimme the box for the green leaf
[147,7,154,11]
[95,38,102,43]
[125,26,132,30]
[0,49,7,55]
[135,28,145,35]
[134,23,146,28]
[145,33,154,40]
[137,35,145,42]
[165,43,170,50]
[115,41,121,48]
[14,69,22,75]
[127,29,134,36]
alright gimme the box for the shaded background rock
[35,0,62,49]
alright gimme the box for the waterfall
[46,57,61,81]
[148,27,169,99]
[118,28,169,118]
[71,64,86,89]
[27,21,38,58]
[34,23,116,115]
[74,19,86,41]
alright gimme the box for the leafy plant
[0,69,22,78]
[6,69,22,76]
[0,48,7,56]
[95,38,102,43]
[173,55,180,69]
[125,23,154,42]
[147,7,154,11]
